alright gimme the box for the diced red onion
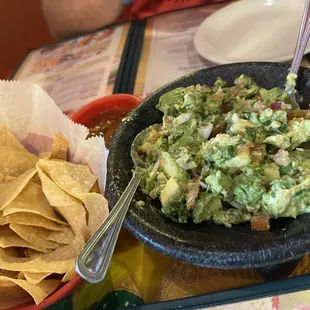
[271,102,282,110]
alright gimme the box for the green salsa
[136,74,310,229]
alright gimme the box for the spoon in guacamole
[76,126,154,283]
[285,0,310,109]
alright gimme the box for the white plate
[194,0,310,64]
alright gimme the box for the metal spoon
[286,0,310,109]
[75,125,159,283]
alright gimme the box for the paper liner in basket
[0,80,107,193]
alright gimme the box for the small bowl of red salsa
[71,94,141,146]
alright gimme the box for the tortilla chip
[77,192,109,235]
[9,224,59,250]
[0,127,105,307]
[37,165,79,206]
[90,181,100,193]
[36,159,51,176]
[24,249,46,258]
[22,272,52,285]
[0,168,37,210]
[3,180,66,225]
[40,159,98,195]
[0,147,38,177]
[61,264,76,282]
[0,248,73,273]
[46,227,75,245]
[17,272,25,279]
[50,133,69,161]
[39,152,51,159]
[0,226,50,253]
[55,203,90,240]
[2,176,14,182]
[0,232,84,276]
[0,268,19,279]
[0,279,32,309]
[37,167,89,239]
[44,232,85,261]
[0,276,60,305]
[13,172,41,185]
[0,213,65,231]
[2,247,18,257]
[0,125,26,152]
[0,233,83,281]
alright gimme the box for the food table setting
[4,0,310,309]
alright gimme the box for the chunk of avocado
[160,178,187,223]
[288,118,310,149]
[225,144,252,173]
[156,87,185,116]
[160,178,181,207]
[261,175,310,218]
[192,192,222,224]
[205,170,233,198]
[233,169,266,208]
[262,162,281,182]
[160,151,188,181]
[290,148,310,175]
[213,209,251,228]
[263,134,290,149]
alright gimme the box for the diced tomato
[251,215,270,231]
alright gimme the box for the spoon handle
[75,173,141,283]
[290,0,310,75]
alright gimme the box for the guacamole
[136,74,310,229]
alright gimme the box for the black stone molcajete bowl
[106,62,310,272]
